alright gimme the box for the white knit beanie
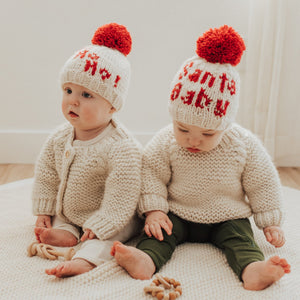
[60,23,132,111]
[169,25,246,130]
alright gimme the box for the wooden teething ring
[27,242,75,261]
[144,274,182,300]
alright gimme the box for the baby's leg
[46,217,143,278]
[211,219,291,290]
[34,227,78,247]
[242,256,291,290]
[112,213,185,279]
[45,259,95,278]
[111,241,156,280]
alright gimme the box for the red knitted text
[214,100,230,117]
[195,88,213,108]
[170,83,182,101]
[114,75,121,87]
[99,68,111,80]
[181,91,195,105]
[74,50,89,59]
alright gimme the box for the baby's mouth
[187,147,201,153]
[69,111,79,118]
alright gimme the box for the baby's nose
[189,137,201,147]
[69,96,79,106]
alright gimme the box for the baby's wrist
[145,210,163,217]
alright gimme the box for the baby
[111,25,291,290]
[32,23,142,277]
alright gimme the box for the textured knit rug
[0,178,299,300]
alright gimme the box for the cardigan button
[65,150,70,158]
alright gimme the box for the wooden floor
[0,164,299,190]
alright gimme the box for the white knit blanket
[0,179,299,300]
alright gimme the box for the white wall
[275,0,300,166]
[1,0,250,163]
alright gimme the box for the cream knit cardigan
[138,123,283,229]
[32,120,142,240]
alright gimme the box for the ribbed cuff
[32,199,56,216]
[138,194,169,217]
[83,215,117,240]
[253,209,283,229]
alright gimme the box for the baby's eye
[178,127,189,133]
[65,88,72,94]
[203,133,215,137]
[82,91,92,98]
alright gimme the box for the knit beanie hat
[169,25,246,130]
[60,23,132,111]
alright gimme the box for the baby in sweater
[111,25,291,290]
[32,23,142,277]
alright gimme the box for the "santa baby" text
[170,62,236,117]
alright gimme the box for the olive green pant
[136,213,264,281]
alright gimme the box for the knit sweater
[138,123,283,229]
[32,119,142,240]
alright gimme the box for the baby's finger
[265,231,272,242]
[166,218,173,231]
[271,231,279,243]
[45,218,52,228]
[89,232,96,239]
[160,221,172,235]
[81,231,89,242]
[35,221,43,227]
[151,223,164,241]
[144,224,152,237]
[275,235,285,248]
[35,232,41,243]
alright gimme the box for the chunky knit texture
[138,124,283,229]
[32,119,142,240]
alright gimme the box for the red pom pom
[91,23,132,56]
[196,25,245,66]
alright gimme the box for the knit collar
[72,121,115,147]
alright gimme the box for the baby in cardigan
[111,25,291,290]
[32,24,142,277]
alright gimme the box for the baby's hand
[144,210,173,241]
[81,229,97,242]
[35,215,52,228]
[263,226,285,248]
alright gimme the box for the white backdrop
[238,0,300,166]
[0,0,299,165]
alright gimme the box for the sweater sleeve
[138,127,172,216]
[83,139,142,240]
[32,134,60,216]
[241,132,283,229]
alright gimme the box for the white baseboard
[0,130,153,164]
[1,130,299,166]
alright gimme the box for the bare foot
[111,241,155,280]
[45,259,95,278]
[242,256,291,290]
[34,227,78,247]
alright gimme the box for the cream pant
[52,215,142,266]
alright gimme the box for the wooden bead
[156,292,164,300]
[169,292,177,300]
[144,274,182,299]
[175,286,182,295]
[153,279,160,286]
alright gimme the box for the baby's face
[173,121,225,153]
[61,83,115,140]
